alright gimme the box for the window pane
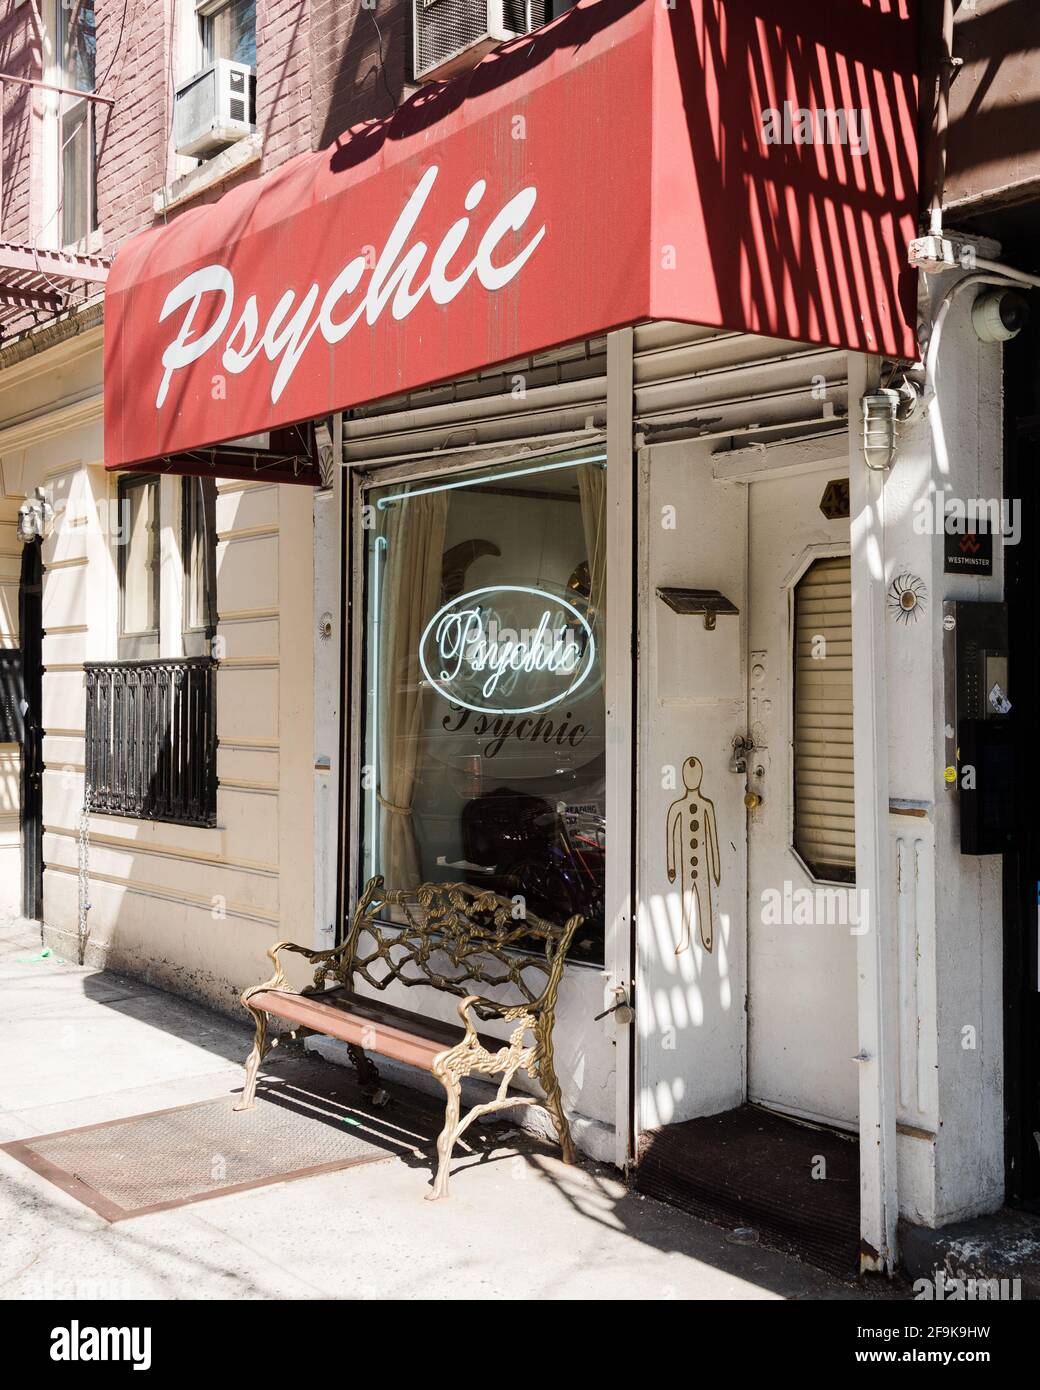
[183,477,217,633]
[61,99,94,245]
[60,0,96,92]
[59,2,96,243]
[204,0,257,66]
[120,479,158,637]
[360,454,607,964]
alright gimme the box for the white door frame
[605,327,637,1168]
[847,354,899,1272]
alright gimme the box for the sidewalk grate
[1,1056,445,1221]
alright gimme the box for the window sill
[62,227,105,258]
[89,807,219,831]
[152,133,263,217]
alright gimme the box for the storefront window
[359,452,607,965]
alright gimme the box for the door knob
[744,790,761,810]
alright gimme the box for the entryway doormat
[635,1103,860,1279]
[1,1056,444,1221]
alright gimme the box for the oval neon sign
[419,585,596,716]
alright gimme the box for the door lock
[729,734,752,774]
[595,985,634,1026]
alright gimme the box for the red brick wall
[309,0,412,150]
[2,0,414,260]
[94,0,171,248]
[0,0,42,244]
[258,0,312,169]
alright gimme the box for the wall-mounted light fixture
[861,388,902,471]
[16,488,53,544]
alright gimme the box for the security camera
[971,288,1030,342]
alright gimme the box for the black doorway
[18,538,43,922]
[1003,296,1040,1210]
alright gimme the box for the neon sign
[419,585,596,716]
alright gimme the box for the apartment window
[359,453,607,964]
[58,0,97,246]
[118,475,160,659]
[792,555,855,883]
[99,475,220,826]
[182,476,217,654]
[200,0,257,66]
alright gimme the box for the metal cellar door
[744,463,859,1130]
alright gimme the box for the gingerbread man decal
[666,756,721,954]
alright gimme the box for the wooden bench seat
[235,875,582,1199]
[245,987,504,1072]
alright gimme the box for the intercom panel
[943,600,1014,854]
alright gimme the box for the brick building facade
[0,0,1036,1283]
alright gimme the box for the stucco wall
[39,464,315,1016]
[882,273,1006,1227]
[0,321,314,1021]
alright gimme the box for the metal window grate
[84,658,218,827]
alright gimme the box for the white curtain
[377,490,448,889]
[578,462,607,635]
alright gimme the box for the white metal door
[745,465,859,1129]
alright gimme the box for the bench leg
[346,1044,389,1107]
[428,1062,462,1201]
[234,1005,269,1112]
[537,1023,576,1166]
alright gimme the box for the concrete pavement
[0,918,894,1301]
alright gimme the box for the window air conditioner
[413,0,546,83]
[173,59,257,159]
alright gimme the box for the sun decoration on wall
[887,572,927,625]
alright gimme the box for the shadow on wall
[313,0,415,148]
[312,0,916,354]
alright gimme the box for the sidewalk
[0,918,891,1301]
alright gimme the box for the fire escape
[0,70,110,344]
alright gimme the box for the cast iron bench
[235,875,582,1199]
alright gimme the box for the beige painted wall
[0,322,314,1018]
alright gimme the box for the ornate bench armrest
[455,994,483,1046]
[244,938,354,1001]
[456,994,538,1041]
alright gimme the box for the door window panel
[792,554,856,883]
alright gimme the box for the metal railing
[0,73,113,249]
[84,659,218,827]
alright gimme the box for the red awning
[104,0,918,476]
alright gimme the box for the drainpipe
[928,0,955,238]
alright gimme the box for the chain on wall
[76,783,91,966]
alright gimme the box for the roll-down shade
[793,555,855,882]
